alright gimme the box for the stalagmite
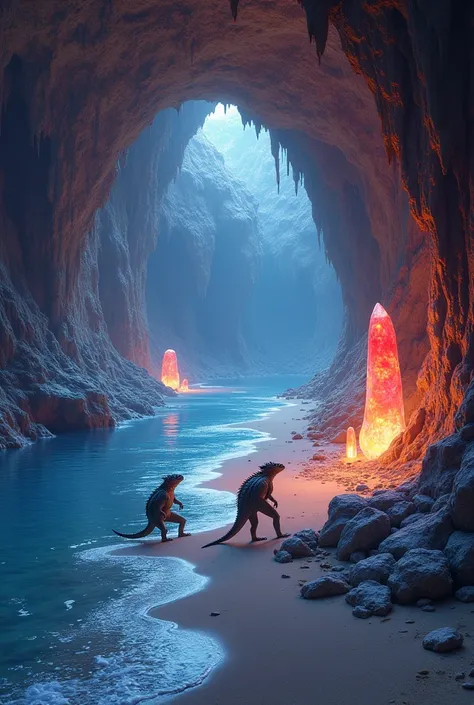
[346,426,357,460]
[359,304,405,460]
[161,349,180,390]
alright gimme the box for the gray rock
[413,494,435,513]
[350,551,367,564]
[348,553,396,587]
[462,683,474,691]
[431,493,451,513]
[400,512,424,528]
[292,529,319,552]
[368,490,407,512]
[300,575,350,599]
[345,580,392,617]
[280,536,313,558]
[387,501,416,528]
[416,598,432,607]
[422,627,464,653]
[388,548,453,604]
[378,508,454,559]
[444,531,474,587]
[418,435,466,497]
[422,604,436,612]
[356,484,369,492]
[454,586,474,603]
[336,508,391,561]
[450,446,474,531]
[319,494,368,548]
[460,423,474,441]
[352,606,371,619]
[274,550,293,564]
[395,478,419,498]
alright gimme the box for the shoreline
[115,401,474,705]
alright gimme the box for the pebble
[405,620,415,624]
[417,670,429,676]
[469,669,474,678]
[455,673,465,680]
[422,605,436,612]
[210,612,220,617]
[462,683,474,691]
[281,574,291,579]
[417,598,432,607]
[381,617,391,623]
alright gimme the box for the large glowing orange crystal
[180,379,189,392]
[346,426,357,460]
[161,349,180,390]
[359,303,405,460]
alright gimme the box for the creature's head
[162,474,184,489]
[259,461,285,476]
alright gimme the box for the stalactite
[297,0,334,63]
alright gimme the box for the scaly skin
[113,474,190,541]
[202,462,289,547]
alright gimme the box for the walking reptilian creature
[113,474,190,542]
[202,462,289,548]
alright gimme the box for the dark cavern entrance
[1,1,474,704]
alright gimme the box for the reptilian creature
[202,462,289,548]
[113,474,190,541]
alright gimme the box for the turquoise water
[0,376,305,705]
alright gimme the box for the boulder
[319,494,368,548]
[273,550,293,564]
[352,606,372,618]
[422,627,464,653]
[368,490,407,512]
[336,507,391,561]
[388,548,453,604]
[450,446,474,531]
[418,434,466,497]
[292,529,319,552]
[349,551,366,564]
[387,501,416,528]
[395,478,419,498]
[399,512,424,528]
[431,493,451,513]
[347,553,396,587]
[378,508,454,559]
[280,536,314,558]
[454,586,474,603]
[413,494,435,513]
[345,580,392,617]
[444,531,474,587]
[300,575,350,599]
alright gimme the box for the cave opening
[145,102,343,382]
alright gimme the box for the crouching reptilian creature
[113,474,190,542]
[202,462,289,548]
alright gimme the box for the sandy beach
[115,402,474,705]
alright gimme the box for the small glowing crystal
[161,349,180,390]
[180,379,189,392]
[346,426,357,460]
[359,303,405,460]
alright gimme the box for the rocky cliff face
[147,131,261,378]
[0,0,470,470]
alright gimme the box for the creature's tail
[202,514,248,548]
[112,521,154,539]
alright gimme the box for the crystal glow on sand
[161,349,180,390]
[359,303,405,460]
[346,427,357,460]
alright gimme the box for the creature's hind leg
[257,500,290,539]
[249,513,267,542]
[167,511,191,538]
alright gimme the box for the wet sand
[119,403,474,705]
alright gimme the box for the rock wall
[146,131,261,379]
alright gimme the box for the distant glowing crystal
[161,349,180,390]
[180,379,189,392]
[346,427,357,460]
[359,303,405,460]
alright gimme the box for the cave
[1,2,473,704]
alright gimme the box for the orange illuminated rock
[346,426,357,460]
[161,349,180,390]
[359,304,405,460]
[180,378,189,392]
